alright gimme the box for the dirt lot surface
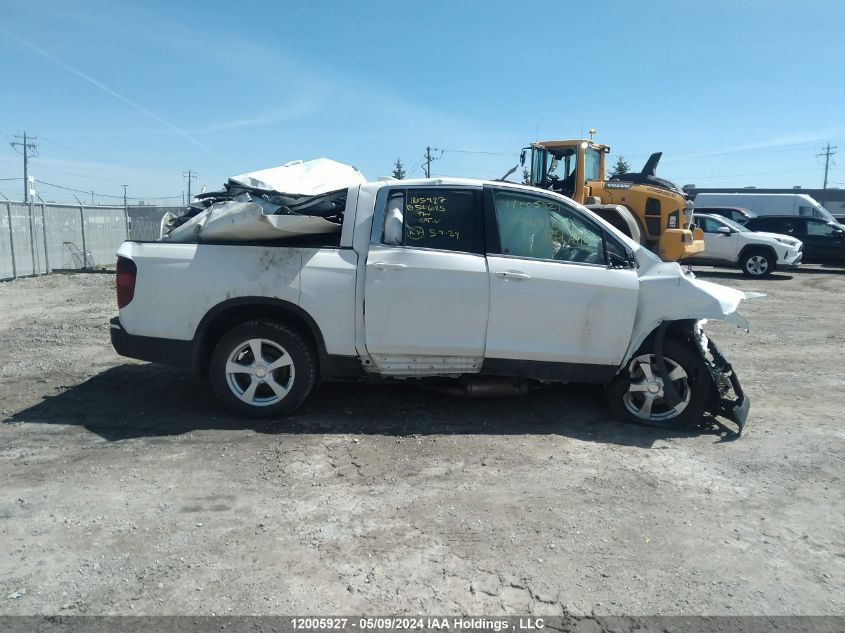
[0,268,843,616]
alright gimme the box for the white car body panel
[117,241,301,341]
[363,245,489,358]
[622,259,758,366]
[299,248,358,356]
[485,256,639,364]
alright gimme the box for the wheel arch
[192,297,327,378]
[619,318,699,373]
[738,243,777,263]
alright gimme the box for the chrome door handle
[369,262,408,271]
[495,271,531,280]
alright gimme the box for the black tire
[740,249,775,278]
[604,337,711,430]
[209,320,316,418]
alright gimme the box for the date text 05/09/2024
[290,618,546,631]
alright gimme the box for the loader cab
[521,140,609,203]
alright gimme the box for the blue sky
[1,0,843,204]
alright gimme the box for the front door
[363,187,490,372]
[483,187,639,368]
[802,219,845,262]
[697,215,739,262]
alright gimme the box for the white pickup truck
[111,175,754,431]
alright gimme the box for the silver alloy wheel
[745,254,769,276]
[225,338,295,407]
[622,353,691,421]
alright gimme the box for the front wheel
[605,338,711,429]
[740,249,775,277]
[209,320,316,418]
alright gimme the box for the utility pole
[183,170,197,206]
[818,143,838,190]
[422,147,442,178]
[121,185,130,239]
[9,132,38,202]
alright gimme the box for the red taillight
[116,256,137,309]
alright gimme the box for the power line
[32,178,182,202]
[441,148,513,157]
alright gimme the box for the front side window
[697,216,720,233]
[381,189,482,253]
[806,220,838,237]
[584,148,601,182]
[491,190,608,265]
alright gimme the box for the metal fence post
[6,202,16,279]
[79,204,89,271]
[41,203,50,274]
[28,198,36,275]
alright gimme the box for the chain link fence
[0,201,179,280]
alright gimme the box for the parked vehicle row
[686,213,803,277]
[687,193,845,275]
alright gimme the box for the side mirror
[520,149,527,166]
[716,226,732,235]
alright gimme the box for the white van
[693,193,836,223]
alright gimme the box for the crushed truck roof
[162,158,366,242]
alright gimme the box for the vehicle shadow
[790,265,845,275]
[690,268,794,281]
[6,364,738,448]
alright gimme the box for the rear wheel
[605,338,710,429]
[209,320,316,418]
[740,249,775,277]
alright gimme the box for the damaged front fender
[622,261,764,366]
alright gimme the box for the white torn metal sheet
[229,158,366,196]
[164,201,342,243]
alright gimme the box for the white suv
[689,213,803,277]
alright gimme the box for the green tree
[522,167,531,185]
[608,156,632,179]
[392,158,406,180]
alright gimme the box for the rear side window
[753,218,798,234]
[381,189,482,254]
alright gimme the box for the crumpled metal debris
[162,158,366,242]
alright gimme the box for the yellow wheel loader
[520,140,705,261]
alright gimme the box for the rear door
[363,187,490,368]
[483,186,639,368]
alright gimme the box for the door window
[697,216,720,233]
[757,219,797,234]
[806,220,838,237]
[491,190,609,265]
[380,189,482,253]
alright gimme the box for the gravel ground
[0,268,843,616]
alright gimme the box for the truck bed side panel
[117,242,301,341]
[299,248,358,356]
